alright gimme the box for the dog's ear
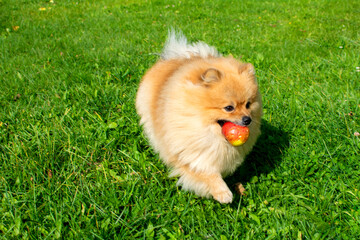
[201,68,222,83]
[238,63,255,76]
[239,63,257,83]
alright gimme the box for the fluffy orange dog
[136,31,262,203]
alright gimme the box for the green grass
[1,0,359,239]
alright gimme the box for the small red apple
[221,121,249,146]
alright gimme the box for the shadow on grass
[226,119,290,203]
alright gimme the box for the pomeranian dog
[136,31,262,203]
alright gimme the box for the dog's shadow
[226,119,290,203]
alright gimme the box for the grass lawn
[1,0,359,238]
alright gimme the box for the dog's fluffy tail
[161,30,221,60]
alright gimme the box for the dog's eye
[246,101,251,109]
[224,105,235,112]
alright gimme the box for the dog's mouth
[217,120,227,127]
[217,117,252,128]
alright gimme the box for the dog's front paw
[212,189,233,204]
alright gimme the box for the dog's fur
[136,31,262,203]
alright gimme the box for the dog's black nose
[242,116,252,126]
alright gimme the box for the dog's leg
[177,165,233,204]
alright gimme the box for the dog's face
[187,62,262,133]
